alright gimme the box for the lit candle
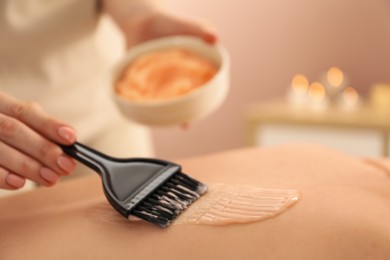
[339,86,359,109]
[287,74,309,106]
[321,67,348,103]
[327,67,344,89]
[308,81,328,110]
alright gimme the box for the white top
[0,0,153,158]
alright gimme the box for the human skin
[0,91,77,190]
[0,0,217,191]
[0,144,389,259]
[102,0,217,47]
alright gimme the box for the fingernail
[40,167,59,184]
[57,156,76,173]
[58,126,77,143]
[203,31,217,44]
[6,173,26,188]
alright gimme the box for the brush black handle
[60,141,207,228]
[60,142,111,176]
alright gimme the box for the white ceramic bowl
[111,36,230,126]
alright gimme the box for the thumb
[149,13,219,45]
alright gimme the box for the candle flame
[327,67,344,88]
[291,74,309,93]
[342,86,359,106]
[308,82,326,101]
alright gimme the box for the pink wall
[152,0,390,159]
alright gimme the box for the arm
[102,0,217,47]
[0,91,76,190]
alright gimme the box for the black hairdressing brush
[60,142,207,228]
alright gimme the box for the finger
[143,13,218,45]
[177,25,217,44]
[180,122,190,130]
[0,167,26,190]
[0,114,76,175]
[172,16,218,44]
[0,92,77,145]
[0,142,60,186]
[202,30,218,45]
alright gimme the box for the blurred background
[103,0,390,159]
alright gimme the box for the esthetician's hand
[0,92,77,190]
[103,0,218,47]
[104,0,218,130]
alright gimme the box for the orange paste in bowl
[115,48,218,102]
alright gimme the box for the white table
[245,100,390,157]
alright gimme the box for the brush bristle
[131,172,208,228]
